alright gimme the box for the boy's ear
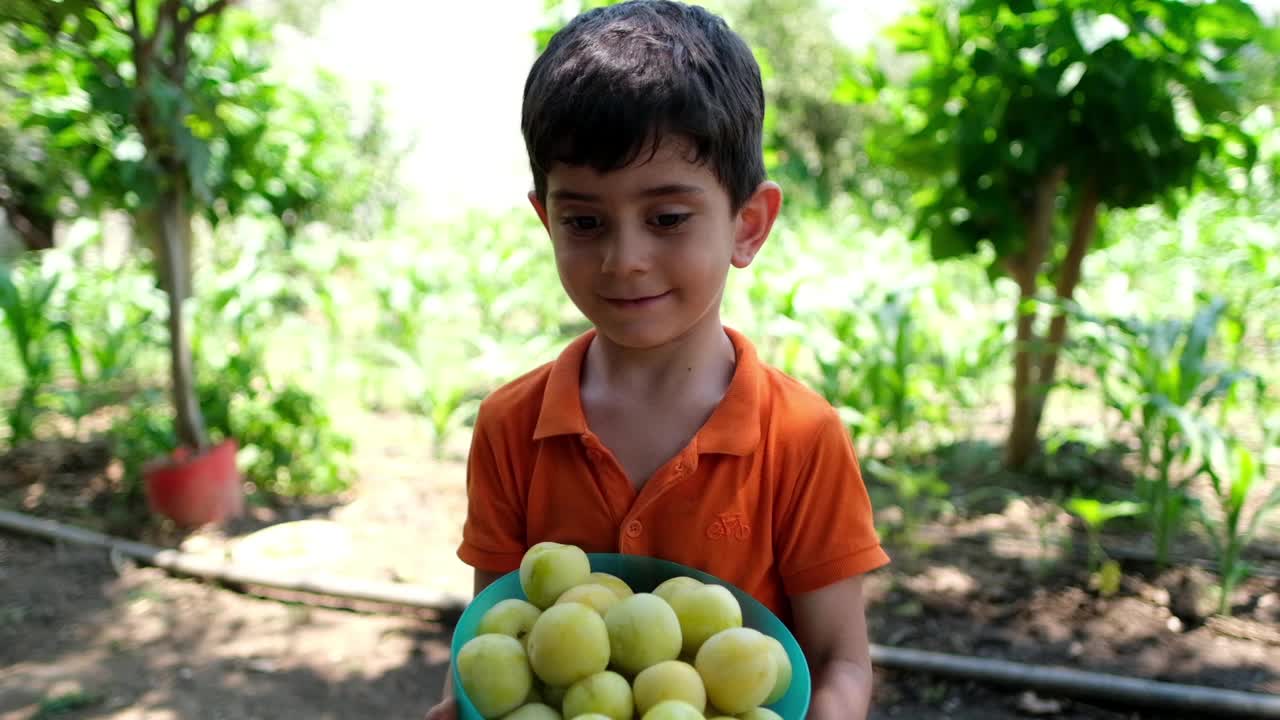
[528,190,551,232]
[731,180,783,268]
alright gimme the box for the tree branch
[178,0,236,35]
[1008,165,1067,294]
[135,0,186,80]
[1029,176,1100,432]
[86,50,124,87]
[84,0,129,37]
[130,0,167,86]
[163,0,187,83]
[1004,165,1067,469]
[127,0,145,46]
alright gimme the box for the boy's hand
[423,697,455,720]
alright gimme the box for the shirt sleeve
[456,401,528,573]
[775,406,890,596]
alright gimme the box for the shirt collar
[531,326,762,456]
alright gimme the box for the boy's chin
[594,328,679,351]
[589,318,718,352]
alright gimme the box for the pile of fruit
[455,542,794,719]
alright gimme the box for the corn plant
[59,265,167,420]
[864,457,953,551]
[372,251,450,362]
[419,382,481,460]
[181,238,356,499]
[740,271,807,377]
[1197,423,1280,616]
[1069,297,1260,568]
[458,212,569,343]
[814,288,948,458]
[1065,497,1145,596]
[0,262,78,446]
[107,388,177,527]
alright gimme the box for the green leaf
[1069,496,1145,535]
[71,13,99,44]
[53,320,85,386]
[1227,444,1256,513]
[1244,486,1280,544]
[1066,497,1104,527]
[1192,499,1226,558]
[1179,297,1225,403]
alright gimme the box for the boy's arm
[790,575,875,720]
[772,405,887,719]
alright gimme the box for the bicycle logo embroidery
[706,512,750,541]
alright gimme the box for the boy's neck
[582,316,737,402]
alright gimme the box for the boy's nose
[599,226,651,276]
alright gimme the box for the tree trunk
[1007,287,1042,469]
[1,190,56,251]
[158,181,207,451]
[1028,179,1100,435]
[133,206,192,301]
[1005,167,1066,470]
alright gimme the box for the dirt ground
[3,411,1279,720]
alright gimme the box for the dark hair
[521,0,766,212]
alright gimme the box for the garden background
[2,0,1278,718]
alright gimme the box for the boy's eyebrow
[550,184,706,202]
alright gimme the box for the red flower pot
[143,439,244,527]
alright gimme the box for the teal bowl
[450,553,811,719]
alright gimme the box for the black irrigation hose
[4,509,1279,718]
[872,644,1280,718]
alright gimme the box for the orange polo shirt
[457,326,889,625]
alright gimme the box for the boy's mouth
[603,290,671,309]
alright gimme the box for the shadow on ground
[0,533,452,720]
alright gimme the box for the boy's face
[529,135,780,351]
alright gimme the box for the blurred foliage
[1067,295,1266,569]
[1,228,354,505]
[871,0,1266,251]
[0,2,404,244]
[852,0,1271,469]
[2,0,408,454]
[0,260,76,443]
[1199,423,1280,615]
[191,228,355,497]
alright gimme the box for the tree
[1,0,248,451]
[7,0,227,451]
[2,4,402,255]
[2,0,403,452]
[865,0,1265,469]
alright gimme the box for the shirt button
[674,462,685,474]
[625,520,643,538]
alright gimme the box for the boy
[426,2,888,718]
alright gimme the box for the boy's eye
[652,213,691,229]
[562,216,602,232]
